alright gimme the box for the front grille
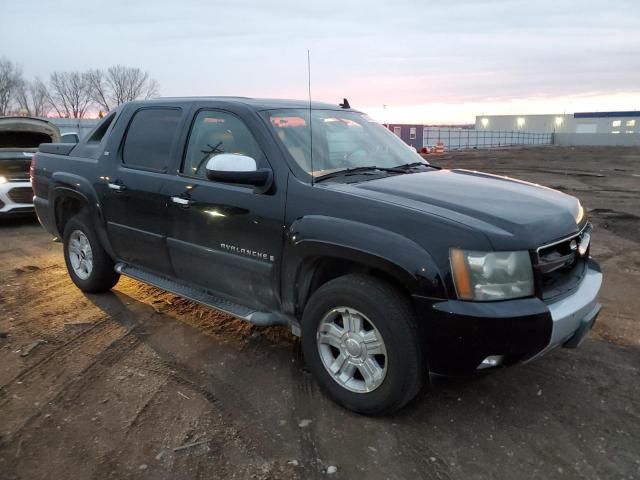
[533,224,591,300]
[7,186,34,204]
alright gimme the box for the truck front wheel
[63,213,120,293]
[302,274,426,415]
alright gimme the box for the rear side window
[122,108,181,171]
[87,112,116,143]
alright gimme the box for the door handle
[171,196,192,206]
[107,182,126,192]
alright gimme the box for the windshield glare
[267,109,426,177]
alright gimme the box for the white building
[475,111,639,135]
[48,118,99,138]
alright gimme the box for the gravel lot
[0,146,638,480]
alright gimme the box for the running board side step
[114,263,290,328]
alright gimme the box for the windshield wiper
[314,166,385,182]
[314,162,434,183]
[389,161,429,170]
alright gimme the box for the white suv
[0,117,60,217]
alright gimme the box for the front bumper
[532,265,602,356]
[0,180,35,216]
[417,261,602,375]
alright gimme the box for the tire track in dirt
[286,337,325,479]
[149,354,281,460]
[111,356,273,470]
[77,289,294,463]
[111,285,310,450]
[0,316,113,392]
[0,319,137,440]
[523,356,640,408]
[2,265,103,344]
[394,436,454,480]
[2,341,251,480]
[8,263,289,468]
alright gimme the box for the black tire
[63,212,120,293]
[302,274,426,415]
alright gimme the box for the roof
[145,96,352,111]
[574,111,640,119]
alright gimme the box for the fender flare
[281,215,446,315]
[49,173,116,259]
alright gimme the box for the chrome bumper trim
[548,267,602,345]
[0,180,33,212]
[529,266,602,360]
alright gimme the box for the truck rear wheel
[63,213,119,293]
[302,274,425,415]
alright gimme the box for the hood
[0,117,61,149]
[327,169,583,250]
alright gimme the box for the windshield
[266,109,426,178]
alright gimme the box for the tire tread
[302,273,426,415]
[63,212,119,293]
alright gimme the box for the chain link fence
[423,128,552,150]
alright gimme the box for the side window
[122,108,181,171]
[87,112,116,143]
[182,111,265,179]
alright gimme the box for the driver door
[164,108,285,310]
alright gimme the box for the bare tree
[87,69,111,112]
[88,65,159,112]
[2,60,160,118]
[15,78,51,117]
[0,58,24,115]
[30,78,51,117]
[14,80,30,115]
[48,71,93,118]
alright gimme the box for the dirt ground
[0,146,639,480]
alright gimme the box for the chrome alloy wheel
[316,307,388,393]
[68,230,93,280]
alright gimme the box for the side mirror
[205,154,272,191]
[61,133,79,143]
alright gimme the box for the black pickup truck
[32,97,602,414]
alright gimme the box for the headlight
[0,175,7,184]
[450,248,534,301]
[575,201,585,224]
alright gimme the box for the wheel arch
[53,188,90,237]
[281,215,447,316]
[50,172,116,259]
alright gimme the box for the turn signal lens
[450,248,473,300]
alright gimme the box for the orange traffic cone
[435,141,445,155]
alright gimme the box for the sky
[2,0,640,123]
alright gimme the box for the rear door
[99,105,186,275]
[164,106,287,310]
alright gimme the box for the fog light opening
[477,355,504,370]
